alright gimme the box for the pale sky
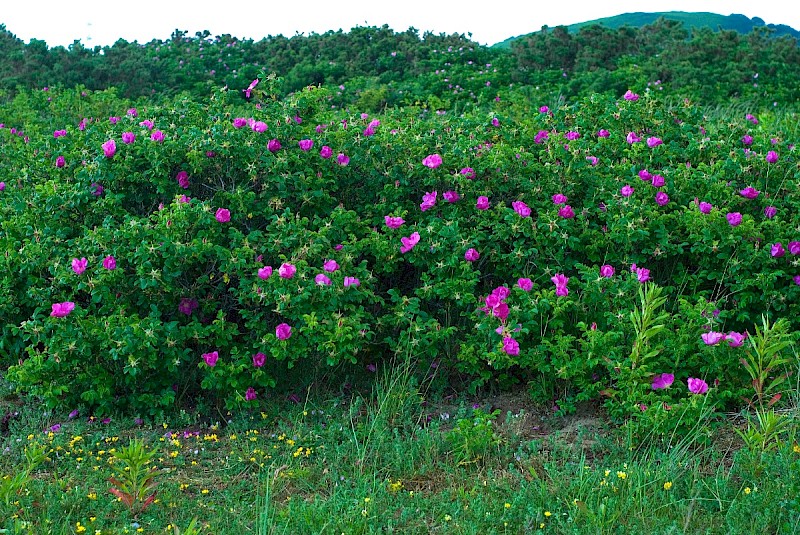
[2,0,799,48]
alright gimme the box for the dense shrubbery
[1,71,798,423]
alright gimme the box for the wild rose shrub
[1,82,798,416]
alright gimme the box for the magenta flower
[565,131,580,141]
[278,263,296,279]
[687,378,709,395]
[701,331,725,345]
[179,195,191,203]
[771,242,785,258]
[102,139,116,158]
[55,155,65,168]
[464,248,480,262]
[655,192,669,206]
[215,208,231,223]
[726,212,743,226]
[127,108,138,117]
[422,154,443,168]
[202,351,219,367]
[150,130,164,142]
[551,274,569,296]
[72,257,88,275]
[476,196,490,210]
[726,332,745,347]
[179,298,198,315]
[120,132,136,145]
[0,182,5,191]
[323,260,339,272]
[742,135,753,145]
[258,266,273,280]
[384,215,405,229]
[267,139,281,153]
[460,167,476,179]
[233,117,247,129]
[315,274,331,286]
[443,191,460,203]
[620,185,634,197]
[245,387,257,401]
[539,105,549,113]
[344,276,360,287]
[638,169,652,181]
[298,139,313,151]
[517,278,533,291]
[176,171,190,189]
[646,137,663,148]
[320,145,332,159]
[623,90,639,101]
[552,194,567,205]
[788,241,800,255]
[491,117,500,127]
[337,153,350,166]
[699,202,712,214]
[102,255,116,270]
[651,373,674,390]
[420,191,438,212]
[244,78,259,98]
[558,205,575,219]
[276,323,292,340]
[764,206,777,219]
[745,113,758,124]
[512,200,531,218]
[600,264,615,278]
[626,132,641,144]
[400,232,420,254]
[502,337,520,356]
[739,186,760,199]
[50,301,76,318]
[597,129,610,138]
[252,121,267,133]
[766,151,778,163]
[139,119,154,130]
[651,174,665,188]
[534,130,549,144]
[252,352,266,367]
[636,267,650,283]
[794,275,800,285]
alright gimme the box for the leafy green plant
[447,408,502,465]
[107,439,160,517]
[0,442,46,506]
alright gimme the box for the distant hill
[492,12,800,48]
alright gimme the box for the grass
[1,364,800,534]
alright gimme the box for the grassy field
[2,360,799,535]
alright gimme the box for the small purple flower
[552,193,567,205]
[655,192,669,206]
[320,145,332,159]
[739,186,760,199]
[726,332,745,347]
[626,132,641,144]
[460,167,476,179]
[245,387,257,401]
[337,153,350,166]
[420,191,437,212]
[771,243,785,257]
[276,323,292,340]
[422,154,443,169]
[278,263,296,279]
[558,205,575,219]
[623,90,639,101]
[699,202,712,214]
[443,191,460,203]
[121,132,135,144]
[315,274,331,286]
[651,373,674,390]
[701,331,725,345]
[551,274,569,296]
[179,298,198,315]
[502,337,520,356]
[267,139,281,153]
[636,267,650,283]
[55,155,65,168]
[465,248,480,262]
[512,201,531,218]
[742,135,753,146]
[323,260,339,273]
[597,129,610,138]
[534,130,549,144]
[102,255,116,270]
[202,351,219,367]
[252,121,267,133]
[764,206,777,219]
[600,264,615,278]
[150,130,164,143]
[258,266,273,280]
[788,241,800,255]
[252,352,266,367]
[687,378,709,395]
[726,212,743,226]
[586,156,599,166]
[476,196,490,210]
[620,185,634,197]
[215,208,231,223]
[646,137,663,148]
[651,174,665,188]
[517,278,533,291]
[343,276,360,287]
[766,151,778,163]
[384,215,405,229]
[298,139,313,151]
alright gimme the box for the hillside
[492,11,800,48]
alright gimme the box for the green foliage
[447,408,503,465]
[107,439,160,517]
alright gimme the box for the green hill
[492,11,800,48]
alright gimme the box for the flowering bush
[1,79,798,417]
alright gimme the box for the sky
[2,0,800,48]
